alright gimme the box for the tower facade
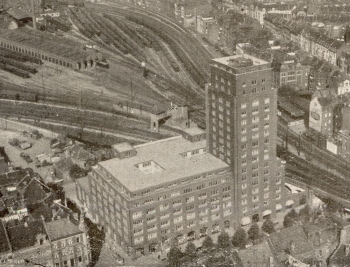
[206,55,285,225]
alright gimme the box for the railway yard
[2,0,350,206]
[0,0,215,144]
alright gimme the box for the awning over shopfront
[263,209,272,216]
[241,216,251,226]
[286,200,294,206]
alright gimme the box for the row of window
[133,199,233,225]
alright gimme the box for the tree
[299,205,311,218]
[167,247,183,267]
[288,208,298,219]
[184,242,196,262]
[232,227,247,249]
[248,223,260,244]
[69,164,87,180]
[217,231,230,249]
[202,236,214,250]
[283,215,294,228]
[262,218,275,234]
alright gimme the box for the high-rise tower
[206,54,285,225]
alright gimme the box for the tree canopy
[202,235,215,250]
[217,231,230,249]
[231,227,247,249]
[69,164,87,180]
[262,218,275,234]
[167,247,183,267]
[248,223,260,244]
[283,215,294,228]
[184,242,196,262]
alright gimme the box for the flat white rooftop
[98,136,229,192]
[212,54,269,67]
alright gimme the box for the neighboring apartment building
[245,2,296,25]
[0,216,91,267]
[272,51,310,90]
[45,216,90,267]
[309,93,337,137]
[206,55,286,226]
[7,220,52,267]
[83,129,233,256]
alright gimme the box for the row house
[0,216,90,267]
[264,15,346,68]
[244,2,297,25]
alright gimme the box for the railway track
[279,145,350,201]
[278,122,350,180]
[86,2,211,87]
[0,99,172,142]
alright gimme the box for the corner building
[87,131,234,256]
[206,55,286,225]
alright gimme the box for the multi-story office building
[206,54,285,226]
[84,129,234,255]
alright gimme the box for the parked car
[20,152,33,163]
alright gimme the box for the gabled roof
[318,96,336,108]
[267,225,312,263]
[23,179,51,205]
[237,241,274,267]
[69,144,94,162]
[7,220,47,251]
[0,169,27,187]
[6,9,31,20]
[54,157,74,172]
[45,217,82,241]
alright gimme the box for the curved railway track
[86,2,211,89]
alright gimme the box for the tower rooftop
[212,54,270,68]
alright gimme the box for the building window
[252,80,257,85]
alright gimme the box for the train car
[96,61,110,69]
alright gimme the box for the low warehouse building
[0,27,95,70]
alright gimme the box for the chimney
[79,212,85,232]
